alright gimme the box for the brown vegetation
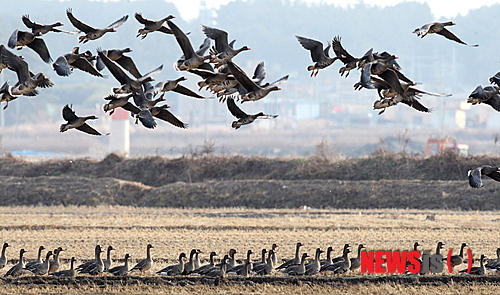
[0,151,499,209]
[0,206,499,294]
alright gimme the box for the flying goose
[97,49,162,94]
[168,19,212,71]
[21,14,78,35]
[201,25,251,63]
[66,8,128,43]
[0,45,53,96]
[53,47,102,77]
[296,36,338,77]
[413,21,478,47]
[7,29,52,63]
[467,85,500,112]
[468,165,500,188]
[60,104,104,135]
[226,97,278,129]
[96,48,142,79]
[135,13,175,39]
[146,77,205,99]
[226,61,288,102]
[332,36,360,77]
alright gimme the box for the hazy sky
[171,0,500,20]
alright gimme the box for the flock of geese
[1,9,289,135]
[0,242,499,278]
[2,10,498,134]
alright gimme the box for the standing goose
[135,13,175,39]
[253,249,274,275]
[296,36,338,77]
[226,60,288,102]
[182,249,200,275]
[322,248,351,275]
[0,45,53,96]
[25,245,45,268]
[7,29,52,63]
[459,254,486,275]
[157,252,186,276]
[227,249,253,275]
[97,50,162,94]
[48,247,64,274]
[103,245,115,271]
[59,104,104,135]
[468,165,500,188]
[226,97,278,130]
[79,245,104,276]
[4,249,29,277]
[443,243,468,271]
[486,248,500,272]
[168,19,212,71]
[130,244,154,275]
[50,257,76,277]
[331,244,351,264]
[203,254,230,278]
[26,250,53,275]
[192,252,218,276]
[96,48,142,79]
[276,242,303,270]
[0,242,9,269]
[107,254,131,276]
[53,47,102,77]
[320,246,334,269]
[350,244,365,271]
[281,253,309,276]
[413,21,478,46]
[201,25,251,63]
[252,249,268,270]
[194,249,202,270]
[66,8,128,43]
[305,248,324,275]
[271,244,279,267]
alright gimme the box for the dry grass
[1,206,500,294]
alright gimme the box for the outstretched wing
[296,36,325,63]
[66,8,96,33]
[227,97,247,119]
[62,104,78,122]
[468,168,483,188]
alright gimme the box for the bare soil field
[0,206,499,294]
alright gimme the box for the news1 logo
[360,249,473,274]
